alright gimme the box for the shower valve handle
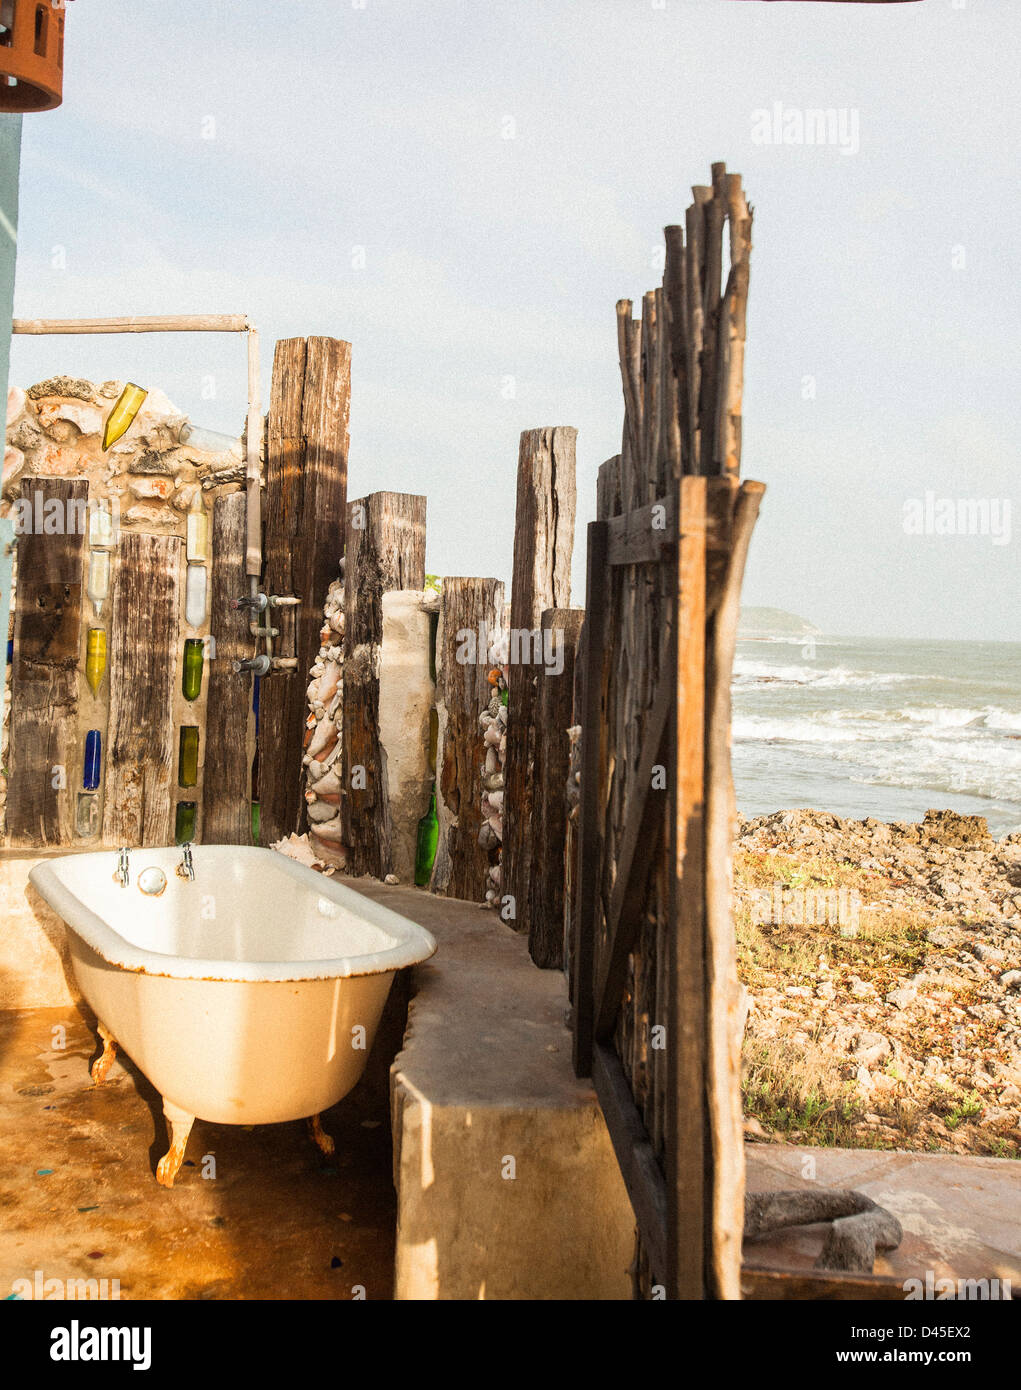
[232,655,272,676]
[230,593,268,613]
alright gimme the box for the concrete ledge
[343,878,634,1300]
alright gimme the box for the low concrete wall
[0,853,80,1008]
[345,877,634,1300]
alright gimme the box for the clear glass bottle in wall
[87,550,110,617]
[185,563,207,628]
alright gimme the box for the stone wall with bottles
[1,375,250,843]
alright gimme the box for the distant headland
[738,606,820,638]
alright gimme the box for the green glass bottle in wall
[182,638,204,701]
[414,785,439,887]
[175,802,197,845]
[178,726,199,788]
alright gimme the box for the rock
[306,799,338,824]
[742,1117,770,1140]
[1000,971,1021,990]
[35,443,88,476]
[35,399,104,439]
[885,986,917,1010]
[123,503,178,527]
[922,809,993,850]
[27,375,95,401]
[9,418,42,452]
[854,1032,891,1065]
[785,985,812,998]
[7,386,25,424]
[170,482,201,512]
[129,476,175,501]
[973,943,1006,963]
[129,448,177,476]
[99,380,123,399]
[2,446,25,492]
[200,464,246,490]
[384,874,400,886]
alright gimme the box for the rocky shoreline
[736,808,1021,1156]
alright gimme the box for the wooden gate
[571,163,764,1299]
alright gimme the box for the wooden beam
[342,491,427,879]
[605,489,736,567]
[704,478,765,1298]
[593,1042,668,1282]
[527,607,583,969]
[571,520,608,1078]
[593,630,672,1039]
[432,576,504,900]
[503,426,577,935]
[203,492,252,844]
[740,1265,907,1302]
[258,336,350,845]
[667,475,709,1299]
[12,315,250,334]
[102,533,181,847]
[6,477,87,847]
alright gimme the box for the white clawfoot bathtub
[29,846,436,1186]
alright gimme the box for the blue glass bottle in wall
[83,730,102,791]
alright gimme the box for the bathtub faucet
[116,847,130,888]
[179,843,195,883]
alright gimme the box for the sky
[8,0,1019,641]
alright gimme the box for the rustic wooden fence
[570,162,764,1300]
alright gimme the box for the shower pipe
[11,314,298,674]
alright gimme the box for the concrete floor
[745,1146,1021,1287]
[0,990,405,1301]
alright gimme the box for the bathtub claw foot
[308,1113,335,1156]
[156,1101,195,1188]
[90,1023,118,1086]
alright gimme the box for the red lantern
[0,0,73,113]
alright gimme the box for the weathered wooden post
[102,533,182,847]
[502,426,577,934]
[527,606,583,968]
[431,575,504,900]
[258,336,350,845]
[6,477,86,846]
[341,491,426,879]
[203,491,253,844]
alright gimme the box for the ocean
[731,636,1021,837]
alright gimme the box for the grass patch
[742,1035,863,1146]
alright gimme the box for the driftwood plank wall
[102,533,182,847]
[259,336,351,845]
[6,478,87,847]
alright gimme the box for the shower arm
[11,313,301,674]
